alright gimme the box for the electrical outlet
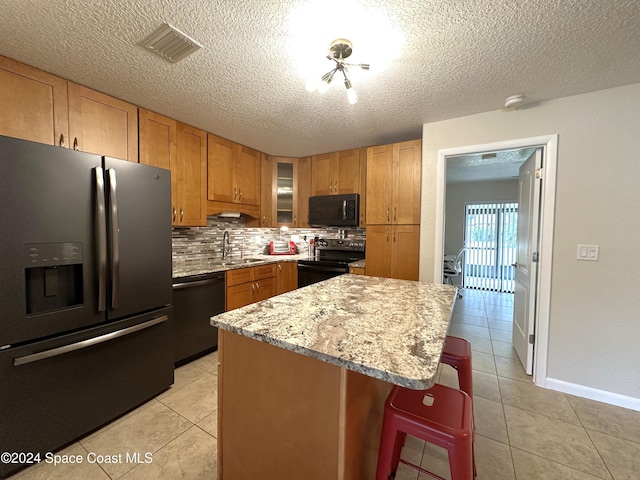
[577,244,599,261]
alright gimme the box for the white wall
[444,179,519,255]
[420,83,640,404]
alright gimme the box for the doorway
[434,135,558,387]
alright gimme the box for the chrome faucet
[222,230,231,260]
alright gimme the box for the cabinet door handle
[393,230,396,242]
[262,215,266,225]
[172,207,177,222]
[251,283,256,295]
[329,181,333,193]
[239,189,242,200]
[278,264,282,272]
[256,282,260,294]
[180,207,184,222]
[59,134,65,148]
[393,207,397,222]
[73,137,79,151]
[294,215,297,224]
[234,187,237,200]
[386,228,389,242]
[334,179,337,192]
[386,208,390,222]
[360,213,364,226]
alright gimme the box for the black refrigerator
[0,136,174,477]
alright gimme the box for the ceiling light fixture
[306,39,370,104]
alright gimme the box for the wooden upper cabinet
[139,109,206,226]
[366,139,421,225]
[68,83,138,162]
[297,156,312,228]
[139,109,175,170]
[337,148,361,194]
[175,122,207,226]
[208,134,236,203]
[207,133,260,206]
[0,55,69,147]
[237,144,261,205]
[257,154,274,227]
[394,140,422,225]
[311,152,337,196]
[366,144,394,224]
[311,149,362,196]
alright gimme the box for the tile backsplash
[172,216,365,273]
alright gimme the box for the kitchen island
[211,274,457,480]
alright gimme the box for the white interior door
[512,149,542,375]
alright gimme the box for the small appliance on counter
[269,240,297,255]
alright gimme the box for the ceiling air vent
[140,23,202,63]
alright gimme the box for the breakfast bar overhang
[211,274,458,479]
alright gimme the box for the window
[463,203,517,292]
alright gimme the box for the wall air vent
[140,23,202,63]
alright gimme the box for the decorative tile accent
[172,215,365,276]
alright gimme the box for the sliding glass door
[463,202,518,292]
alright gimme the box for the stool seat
[376,383,474,480]
[441,335,473,398]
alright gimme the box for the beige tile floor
[10,288,640,479]
[395,288,640,480]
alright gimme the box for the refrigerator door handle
[107,168,120,309]
[95,167,108,312]
[13,315,169,366]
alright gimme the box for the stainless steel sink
[219,258,264,266]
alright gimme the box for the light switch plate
[577,244,600,261]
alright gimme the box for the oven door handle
[297,264,347,273]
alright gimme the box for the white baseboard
[546,378,640,412]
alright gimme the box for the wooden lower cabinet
[218,331,392,479]
[365,225,420,280]
[276,261,298,294]
[226,264,277,310]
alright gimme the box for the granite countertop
[172,253,308,279]
[173,254,366,278]
[211,274,458,389]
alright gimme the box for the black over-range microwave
[308,193,360,227]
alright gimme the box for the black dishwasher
[172,272,225,365]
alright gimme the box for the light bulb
[347,86,358,104]
[305,77,320,93]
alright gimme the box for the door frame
[433,135,558,387]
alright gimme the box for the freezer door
[104,157,172,320]
[0,307,173,477]
[0,136,104,347]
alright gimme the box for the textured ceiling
[447,148,535,183]
[1,0,639,157]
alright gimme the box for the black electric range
[298,238,365,287]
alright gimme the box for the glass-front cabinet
[276,161,294,224]
[249,156,311,228]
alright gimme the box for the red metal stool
[376,383,474,480]
[441,335,473,398]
